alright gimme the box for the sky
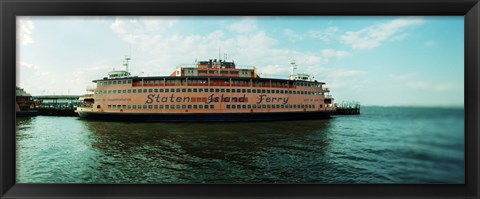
[17,16,464,107]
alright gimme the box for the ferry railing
[177,64,255,69]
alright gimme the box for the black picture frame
[1,0,479,198]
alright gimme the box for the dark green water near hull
[16,106,464,183]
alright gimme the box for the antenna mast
[290,60,297,76]
[123,55,131,72]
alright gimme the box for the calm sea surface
[16,106,464,183]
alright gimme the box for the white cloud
[17,17,35,46]
[227,18,257,34]
[407,81,431,89]
[406,81,460,92]
[108,17,355,82]
[307,26,339,43]
[433,83,459,92]
[283,29,304,42]
[424,40,435,47]
[20,61,40,70]
[321,49,351,59]
[340,17,423,49]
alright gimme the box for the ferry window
[262,105,266,108]
[294,105,297,108]
[313,105,316,108]
[226,88,231,92]
[144,105,148,109]
[210,105,214,109]
[133,89,137,93]
[113,90,117,94]
[117,90,121,93]
[301,105,305,108]
[159,105,164,109]
[247,105,251,109]
[122,80,126,84]
[127,105,131,109]
[276,105,280,108]
[193,105,198,109]
[267,90,271,94]
[122,90,126,93]
[199,105,203,109]
[171,88,175,92]
[247,89,251,93]
[165,105,169,109]
[113,81,117,85]
[108,105,112,109]
[226,105,230,109]
[177,105,181,109]
[276,90,280,94]
[127,80,132,84]
[94,91,98,94]
[242,89,246,93]
[159,89,164,92]
[199,88,203,92]
[236,89,241,93]
[113,105,117,109]
[193,88,197,92]
[253,104,256,108]
[261,90,266,93]
[242,105,246,109]
[154,105,158,109]
[187,105,192,109]
[182,105,186,109]
[154,89,158,92]
[215,89,220,92]
[138,105,142,109]
[148,105,153,109]
[182,88,186,92]
[220,89,225,92]
[267,105,271,108]
[252,89,256,93]
[155,80,159,84]
[176,88,181,92]
[121,105,126,109]
[210,88,214,92]
[127,89,131,93]
[188,88,192,92]
[144,89,148,93]
[138,89,142,93]
[231,89,236,93]
[132,105,136,109]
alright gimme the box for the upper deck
[171,59,259,78]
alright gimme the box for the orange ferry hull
[77,111,335,122]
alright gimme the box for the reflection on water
[16,107,465,183]
[80,120,333,183]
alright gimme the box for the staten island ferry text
[144,94,289,104]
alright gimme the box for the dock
[33,95,82,116]
[335,102,360,115]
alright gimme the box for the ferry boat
[75,56,336,122]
